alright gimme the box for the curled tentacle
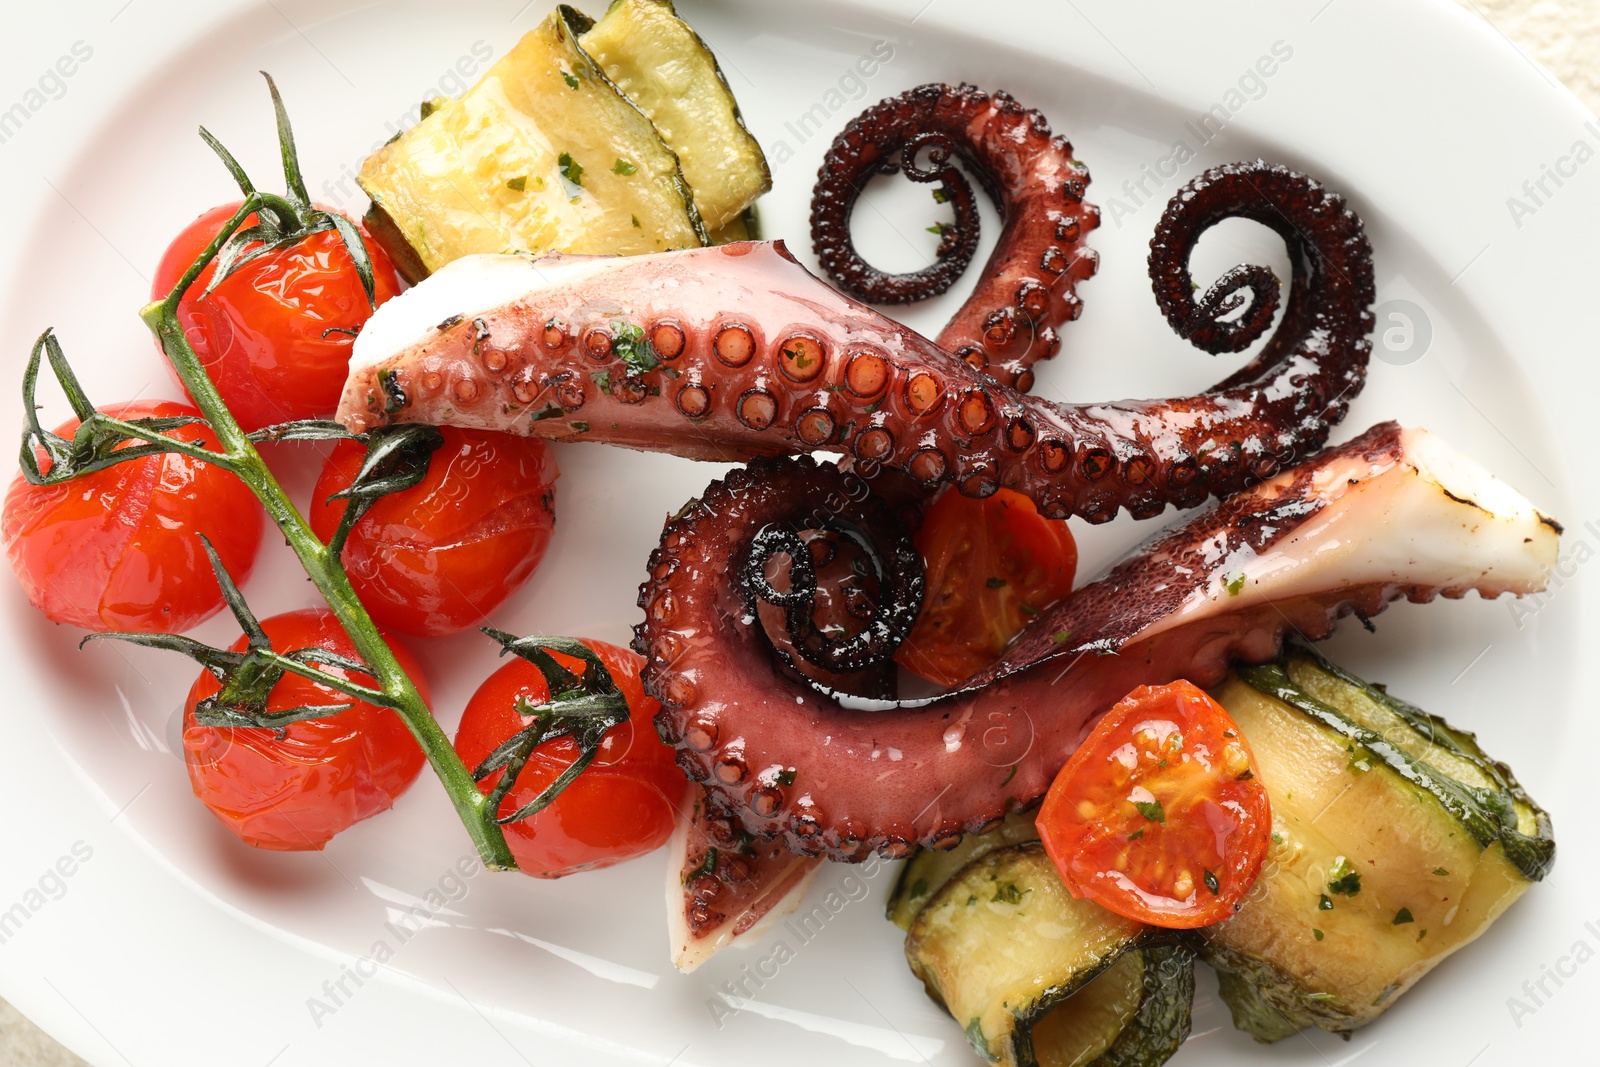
[809,83,1101,387]
[741,512,923,675]
[339,163,1373,526]
[1169,264,1281,354]
[633,426,1558,857]
[755,529,901,701]
[812,128,983,306]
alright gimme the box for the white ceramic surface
[0,1,1595,1064]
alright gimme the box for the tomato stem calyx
[17,330,229,484]
[320,424,443,558]
[198,73,379,307]
[473,629,632,825]
[84,536,385,732]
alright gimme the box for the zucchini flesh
[1028,953,1145,1067]
[905,843,1191,1067]
[708,204,762,245]
[1204,646,1555,1038]
[358,6,704,278]
[887,811,1040,930]
[579,0,770,231]
[1032,944,1193,1067]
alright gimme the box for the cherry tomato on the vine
[183,609,429,851]
[453,639,685,878]
[308,427,558,637]
[895,487,1077,687]
[2,399,264,633]
[1036,680,1271,929]
[151,201,402,432]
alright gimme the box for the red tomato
[183,609,429,850]
[2,399,264,633]
[1036,680,1271,928]
[453,639,685,878]
[895,487,1078,686]
[308,427,558,637]
[151,201,402,432]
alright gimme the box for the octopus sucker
[630,423,1557,858]
[337,163,1376,525]
[807,82,1102,388]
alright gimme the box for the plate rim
[0,1,1596,1064]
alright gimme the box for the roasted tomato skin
[151,201,403,432]
[182,609,429,850]
[895,487,1077,687]
[1036,680,1271,929]
[453,639,685,878]
[2,399,264,633]
[308,427,558,637]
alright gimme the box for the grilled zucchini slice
[358,6,704,280]
[1203,645,1555,1039]
[906,843,1193,1067]
[579,0,770,231]
[887,810,1040,930]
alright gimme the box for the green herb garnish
[1134,799,1165,824]
[992,882,1025,905]
[1327,856,1362,897]
[684,847,717,884]
[611,320,659,376]
[558,152,584,196]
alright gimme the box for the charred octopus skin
[808,82,1102,389]
[632,424,1560,860]
[339,163,1375,526]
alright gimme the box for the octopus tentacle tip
[809,82,1101,390]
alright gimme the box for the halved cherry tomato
[182,609,429,851]
[453,639,686,878]
[895,487,1077,686]
[1036,680,1271,929]
[308,427,558,637]
[2,399,264,633]
[151,201,403,432]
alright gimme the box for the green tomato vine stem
[136,196,518,872]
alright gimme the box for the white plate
[0,1,1596,1064]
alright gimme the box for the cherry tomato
[182,609,429,851]
[308,427,558,637]
[1036,680,1271,928]
[895,487,1078,686]
[2,400,264,633]
[453,639,685,878]
[151,201,403,432]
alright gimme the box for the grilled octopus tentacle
[809,83,1102,388]
[632,424,1558,859]
[338,164,1375,526]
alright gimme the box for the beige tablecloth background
[2,1,1594,1064]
